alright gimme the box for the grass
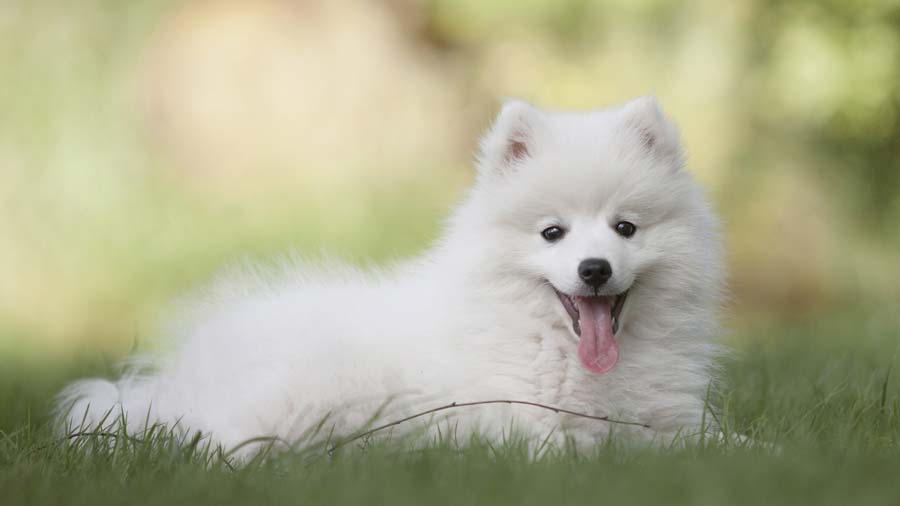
[2,310,900,505]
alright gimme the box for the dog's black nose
[578,258,612,288]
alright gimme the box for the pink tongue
[574,297,619,374]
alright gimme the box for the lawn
[2,310,899,506]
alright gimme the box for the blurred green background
[1,0,899,363]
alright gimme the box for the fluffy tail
[54,372,155,435]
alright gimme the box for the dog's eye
[541,226,565,242]
[615,221,637,238]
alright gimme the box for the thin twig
[64,430,131,441]
[331,399,651,451]
[53,400,652,459]
[26,429,141,456]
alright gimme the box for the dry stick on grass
[330,399,652,452]
[57,400,652,460]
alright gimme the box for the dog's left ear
[618,96,683,169]
[477,99,545,175]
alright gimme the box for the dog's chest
[525,324,595,408]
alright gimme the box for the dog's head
[462,97,723,374]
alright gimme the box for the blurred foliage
[0,0,899,357]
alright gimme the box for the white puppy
[58,97,724,454]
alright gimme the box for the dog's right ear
[477,100,543,175]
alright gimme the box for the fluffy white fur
[57,96,724,454]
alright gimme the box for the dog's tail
[54,367,157,436]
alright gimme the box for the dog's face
[469,97,720,374]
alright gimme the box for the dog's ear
[477,99,544,175]
[618,96,683,169]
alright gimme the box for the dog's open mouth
[555,290,628,375]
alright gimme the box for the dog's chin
[550,284,630,375]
